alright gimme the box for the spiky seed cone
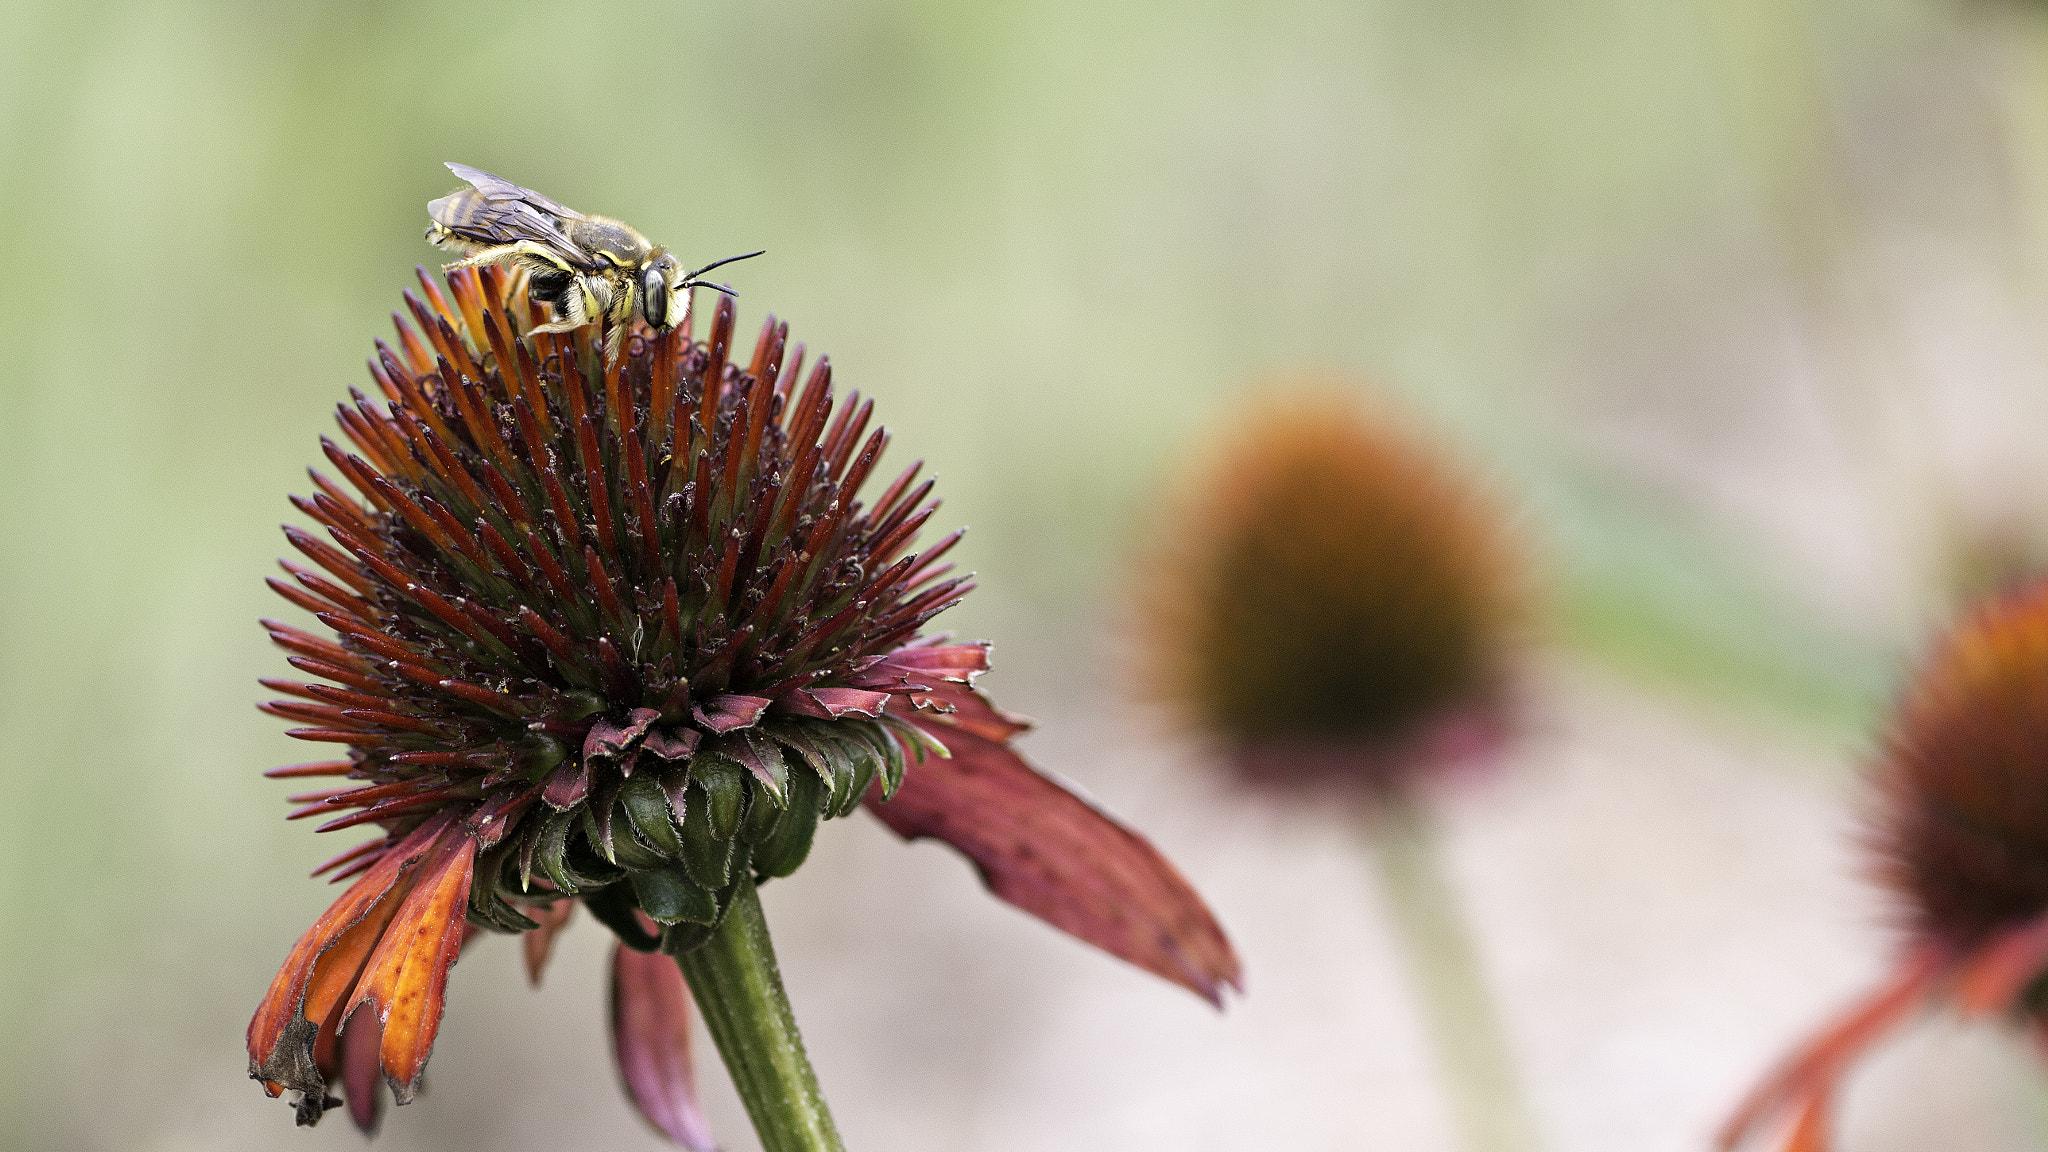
[249,265,979,1114]
[1873,579,2048,949]
[1138,388,1520,790]
[1720,580,2048,1152]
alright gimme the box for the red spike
[287,728,394,746]
[775,341,806,407]
[477,521,534,588]
[283,526,376,595]
[321,438,395,514]
[579,416,620,563]
[838,427,889,499]
[476,458,536,528]
[526,530,582,609]
[268,576,341,620]
[869,463,926,526]
[869,506,935,569]
[264,760,356,779]
[392,309,435,376]
[314,787,462,832]
[626,431,661,577]
[519,606,587,674]
[399,407,494,517]
[437,677,525,715]
[311,837,389,879]
[700,294,736,419]
[650,325,681,449]
[341,708,442,736]
[285,655,385,695]
[303,684,392,710]
[585,545,627,627]
[315,613,416,663]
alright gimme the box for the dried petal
[610,943,716,1149]
[345,827,478,1103]
[866,719,1241,1005]
[248,814,454,1101]
[1716,946,1945,1151]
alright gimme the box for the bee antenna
[686,250,765,280]
[689,282,740,299]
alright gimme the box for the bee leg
[441,241,571,275]
[599,280,639,365]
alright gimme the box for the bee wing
[443,163,586,221]
[428,167,599,272]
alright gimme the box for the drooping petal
[610,942,716,1150]
[340,1010,383,1135]
[1952,911,2048,1018]
[866,718,1242,1006]
[522,898,578,986]
[345,825,478,1103]
[1782,1090,1829,1152]
[248,813,455,1103]
[1716,945,1946,1150]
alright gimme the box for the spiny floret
[1873,579,2048,949]
[262,265,975,956]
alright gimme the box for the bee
[425,162,762,363]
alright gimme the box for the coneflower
[1138,390,1518,792]
[1722,578,2048,1151]
[247,260,1240,1152]
[1137,388,1535,1152]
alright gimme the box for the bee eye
[641,267,671,329]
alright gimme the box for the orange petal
[866,717,1241,1005]
[1782,1089,1829,1152]
[247,813,455,1099]
[1952,912,2048,1018]
[1717,945,1944,1150]
[523,899,578,986]
[345,825,477,1103]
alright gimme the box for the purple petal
[692,693,773,734]
[610,943,716,1150]
[867,719,1242,1006]
[643,727,700,762]
[804,686,892,718]
[541,758,590,809]
[340,1010,382,1135]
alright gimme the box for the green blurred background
[10,0,2048,1148]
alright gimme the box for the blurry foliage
[0,0,2008,1145]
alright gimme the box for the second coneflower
[247,262,1240,1152]
[1138,389,1520,794]
[1722,578,2048,1151]
[1138,386,1538,1152]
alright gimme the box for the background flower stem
[674,871,846,1152]
[1366,796,1545,1152]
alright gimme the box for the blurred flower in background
[1135,384,1540,1152]
[1136,384,1522,794]
[1722,578,2048,1152]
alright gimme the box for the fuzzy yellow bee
[425,163,761,363]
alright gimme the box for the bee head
[642,251,685,330]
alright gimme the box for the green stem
[673,871,845,1152]
[1366,796,1545,1152]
